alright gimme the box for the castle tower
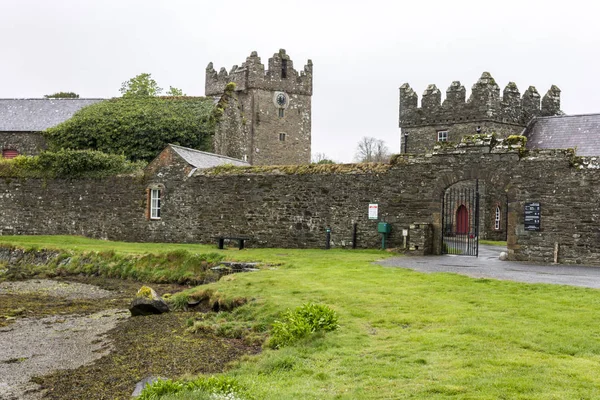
[399,72,561,154]
[206,49,313,165]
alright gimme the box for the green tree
[165,86,185,96]
[44,92,79,99]
[311,152,335,164]
[44,97,217,162]
[120,73,162,98]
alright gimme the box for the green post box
[377,222,391,234]
[377,222,391,249]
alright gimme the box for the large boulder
[129,286,170,316]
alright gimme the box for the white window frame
[150,189,161,220]
[437,130,448,142]
[495,205,501,230]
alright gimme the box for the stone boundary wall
[0,131,47,156]
[0,143,599,265]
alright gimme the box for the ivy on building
[44,96,218,162]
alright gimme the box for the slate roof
[0,98,104,131]
[524,114,600,156]
[169,144,250,169]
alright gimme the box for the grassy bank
[2,236,600,399]
[0,241,224,285]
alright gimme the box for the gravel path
[0,279,113,300]
[379,245,600,289]
[0,280,129,400]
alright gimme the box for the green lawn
[2,235,600,399]
[479,240,508,247]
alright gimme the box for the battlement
[399,72,561,128]
[205,49,313,96]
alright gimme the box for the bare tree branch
[354,136,390,162]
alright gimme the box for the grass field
[2,235,600,399]
[479,240,508,247]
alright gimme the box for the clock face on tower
[273,92,289,108]
[276,93,286,106]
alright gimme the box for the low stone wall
[0,143,599,265]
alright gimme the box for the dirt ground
[0,277,261,400]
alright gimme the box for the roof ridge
[168,144,248,163]
[536,113,600,120]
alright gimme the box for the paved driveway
[379,245,600,289]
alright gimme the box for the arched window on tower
[281,59,288,78]
[495,205,501,230]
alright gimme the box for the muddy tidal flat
[0,277,260,400]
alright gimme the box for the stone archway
[432,167,516,256]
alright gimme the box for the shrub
[138,375,250,400]
[0,149,145,179]
[268,302,339,349]
[44,96,218,162]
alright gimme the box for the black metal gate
[441,180,480,256]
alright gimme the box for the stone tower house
[399,72,562,153]
[206,49,313,165]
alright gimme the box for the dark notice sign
[524,202,541,231]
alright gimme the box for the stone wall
[248,89,311,165]
[0,176,145,239]
[0,131,47,156]
[401,121,523,155]
[1,140,599,265]
[212,93,249,161]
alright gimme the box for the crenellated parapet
[399,72,561,128]
[206,49,313,96]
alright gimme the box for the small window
[495,205,501,230]
[281,59,288,78]
[279,133,286,142]
[150,189,161,220]
[437,131,448,142]
[278,108,284,118]
[2,149,19,159]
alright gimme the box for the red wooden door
[456,205,469,234]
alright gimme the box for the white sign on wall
[368,204,378,220]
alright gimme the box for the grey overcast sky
[1,0,599,162]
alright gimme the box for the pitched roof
[524,113,600,156]
[169,144,250,169]
[0,98,104,131]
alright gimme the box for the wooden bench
[212,236,253,250]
